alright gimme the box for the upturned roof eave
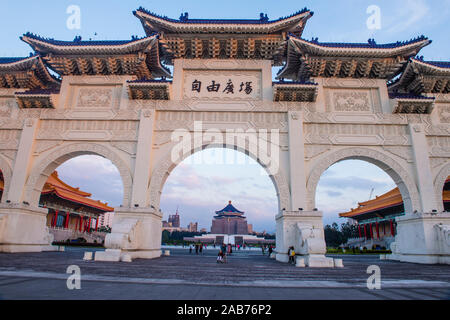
[288,36,431,58]
[21,34,158,55]
[134,8,312,35]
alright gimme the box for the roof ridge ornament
[259,13,269,22]
[179,12,189,22]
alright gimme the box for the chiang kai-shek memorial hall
[0,7,449,266]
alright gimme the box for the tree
[161,230,170,244]
[324,222,359,248]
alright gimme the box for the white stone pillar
[172,59,184,101]
[261,59,273,101]
[408,123,439,213]
[0,119,56,252]
[7,118,39,203]
[130,110,155,207]
[386,123,450,265]
[287,111,307,211]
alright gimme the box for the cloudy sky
[2,1,448,232]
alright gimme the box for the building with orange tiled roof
[0,169,113,243]
[339,176,450,249]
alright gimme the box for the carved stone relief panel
[0,98,15,117]
[0,130,20,150]
[428,136,450,157]
[324,88,381,113]
[438,104,450,123]
[68,85,122,109]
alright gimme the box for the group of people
[261,244,274,256]
[189,242,297,265]
[189,243,206,254]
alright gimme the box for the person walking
[217,249,225,263]
[268,245,273,257]
[189,245,192,254]
[195,244,199,255]
[199,243,203,255]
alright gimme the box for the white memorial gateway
[0,8,449,266]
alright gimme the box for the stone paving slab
[0,247,449,299]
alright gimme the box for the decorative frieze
[304,123,410,146]
[153,111,287,132]
[36,120,138,141]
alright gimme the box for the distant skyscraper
[187,222,198,232]
[168,207,180,228]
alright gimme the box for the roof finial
[259,13,269,22]
[179,12,189,22]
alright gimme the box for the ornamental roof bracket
[278,34,431,81]
[20,32,171,79]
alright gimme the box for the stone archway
[147,142,291,213]
[434,162,450,212]
[306,147,421,214]
[0,154,12,203]
[24,142,133,208]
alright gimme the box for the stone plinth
[0,203,54,253]
[387,212,450,264]
[275,210,334,267]
[96,207,162,262]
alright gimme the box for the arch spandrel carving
[24,142,133,207]
[306,147,421,213]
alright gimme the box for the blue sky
[1,0,449,59]
[3,1,448,232]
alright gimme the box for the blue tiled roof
[16,88,60,95]
[127,78,172,84]
[216,202,244,214]
[422,60,450,69]
[389,93,435,100]
[290,34,430,49]
[0,57,30,64]
[22,32,152,46]
[134,7,312,24]
[273,80,318,85]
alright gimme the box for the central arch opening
[159,147,278,248]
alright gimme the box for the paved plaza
[0,247,448,300]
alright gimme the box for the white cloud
[386,0,430,34]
